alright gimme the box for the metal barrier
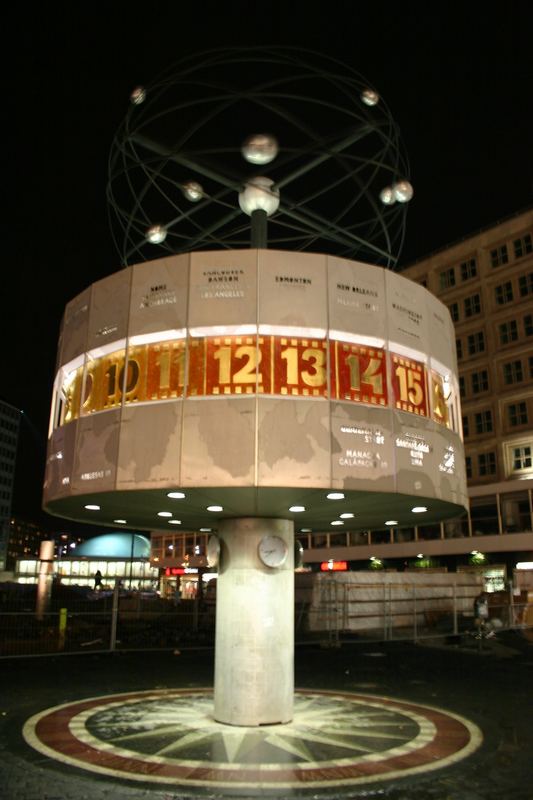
[0,580,531,657]
[0,583,216,658]
[302,579,532,643]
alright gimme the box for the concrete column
[214,518,294,726]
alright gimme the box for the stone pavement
[1,631,532,800]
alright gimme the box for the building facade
[0,400,20,571]
[287,209,533,585]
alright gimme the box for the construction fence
[1,573,532,658]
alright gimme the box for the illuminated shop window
[513,233,532,259]
[490,244,509,267]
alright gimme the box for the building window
[448,302,459,322]
[525,314,533,337]
[478,452,496,476]
[459,376,466,398]
[519,272,533,297]
[508,402,528,427]
[471,369,489,393]
[467,331,485,355]
[512,445,532,471]
[465,456,472,479]
[529,356,533,378]
[439,268,455,290]
[456,338,463,359]
[464,293,481,316]
[462,415,469,437]
[460,257,477,281]
[499,320,518,344]
[495,281,513,305]
[503,360,523,384]
[475,410,493,434]
[490,244,509,267]
[513,233,532,259]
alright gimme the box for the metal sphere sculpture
[107,47,413,268]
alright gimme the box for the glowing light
[242,134,279,165]
[393,180,414,203]
[238,176,280,216]
[157,511,172,518]
[84,505,100,511]
[340,513,354,519]
[379,186,396,205]
[330,520,344,526]
[130,86,146,105]
[289,506,305,513]
[114,519,127,524]
[168,520,182,525]
[167,492,186,499]
[207,505,223,512]
[361,89,379,106]
[412,506,427,513]
[145,225,167,244]
[385,520,398,526]
[200,528,212,532]
[182,181,204,202]
[327,492,345,500]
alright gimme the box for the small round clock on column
[258,535,289,568]
[206,534,221,568]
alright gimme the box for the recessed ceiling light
[114,519,127,524]
[417,553,424,558]
[168,519,181,525]
[200,528,212,532]
[327,492,345,500]
[385,520,398,526]
[411,506,427,513]
[84,504,100,511]
[289,505,305,512]
[331,520,344,526]
[157,511,172,518]
[340,513,354,519]
[207,505,223,512]
[167,492,186,499]
[300,528,312,532]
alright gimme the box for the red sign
[320,560,348,571]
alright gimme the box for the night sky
[3,2,532,535]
